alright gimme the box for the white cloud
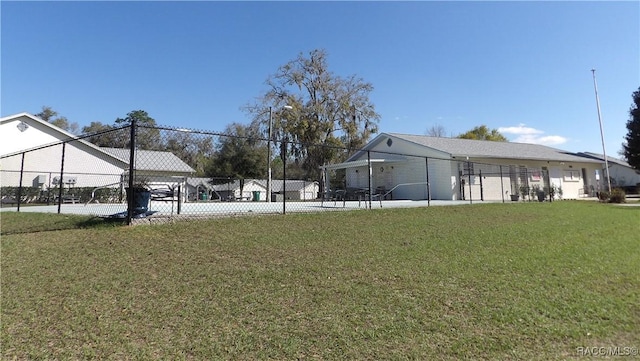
[499,124,568,146]
[498,124,543,135]
[513,134,568,146]
[533,135,568,146]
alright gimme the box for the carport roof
[320,158,387,170]
[102,148,195,174]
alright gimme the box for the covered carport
[320,157,433,207]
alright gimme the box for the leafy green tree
[457,125,508,141]
[35,106,79,134]
[115,110,162,150]
[622,87,640,170]
[246,49,380,181]
[206,123,267,192]
[164,131,215,176]
[81,121,122,147]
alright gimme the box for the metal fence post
[425,157,430,206]
[367,150,372,209]
[468,161,473,205]
[267,107,272,203]
[126,122,136,225]
[459,168,464,200]
[17,152,25,212]
[282,138,287,215]
[57,143,66,214]
[499,165,505,203]
[177,185,182,214]
[479,169,484,201]
[546,168,553,203]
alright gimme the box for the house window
[563,170,581,181]
[530,170,542,181]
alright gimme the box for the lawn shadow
[1,214,125,235]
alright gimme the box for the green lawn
[2,202,639,360]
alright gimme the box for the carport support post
[126,120,137,225]
[57,143,66,214]
[425,157,431,206]
[17,152,25,212]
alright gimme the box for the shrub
[608,188,626,203]
[0,186,43,204]
[598,191,610,202]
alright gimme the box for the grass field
[2,202,639,360]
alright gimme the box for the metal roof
[188,178,317,192]
[102,148,195,174]
[383,133,603,163]
[321,159,387,170]
[576,152,636,169]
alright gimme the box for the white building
[1,113,195,203]
[185,178,319,202]
[576,152,640,192]
[322,133,605,201]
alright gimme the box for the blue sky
[2,1,638,157]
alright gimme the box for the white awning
[320,159,387,171]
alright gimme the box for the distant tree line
[34,49,383,181]
[426,123,508,142]
[56,48,635,183]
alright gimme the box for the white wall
[1,115,127,189]
[608,164,640,188]
[1,142,124,188]
[1,116,64,155]
[352,135,452,200]
[457,162,511,201]
[340,134,605,202]
[465,158,603,200]
[429,158,456,200]
[346,166,370,189]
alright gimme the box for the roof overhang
[1,113,129,168]
[321,159,387,171]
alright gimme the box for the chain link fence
[2,122,561,225]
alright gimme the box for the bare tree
[425,124,447,137]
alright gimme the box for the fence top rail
[1,125,130,159]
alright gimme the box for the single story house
[576,152,640,191]
[270,179,319,201]
[1,113,195,202]
[185,178,319,202]
[186,177,220,201]
[321,133,605,201]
